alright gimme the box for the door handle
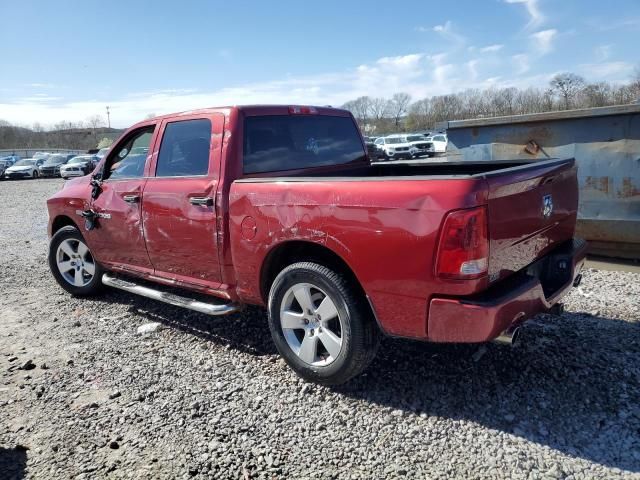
[123,194,140,203]
[189,196,214,207]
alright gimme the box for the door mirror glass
[118,148,129,159]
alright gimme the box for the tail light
[436,206,488,279]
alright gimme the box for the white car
[60,155,98,179]
[404,134,433,158]
[373,135,413,160]
[4,158,43,179]
[424,134,448,156]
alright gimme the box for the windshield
[407,136,424,142]
[43,156,66,165]
[386,137,404,144]
[14,159,35,166]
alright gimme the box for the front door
[141,114,224,289]
[85,124,157,273]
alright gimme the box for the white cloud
[505,0,544,29]
[480,44,504,53]
[432,21,466,46]
[530,29,557,55]
[0,45,630,128]
[467,60,480,80]
[0,52,501,127]
[512,54,530,74]
[579,61,634,80]
[25,83,55,89]
[594,44,612,62]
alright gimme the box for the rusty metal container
[437,104,640,259]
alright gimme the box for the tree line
[0,115,121,151]
[342,71,640,134]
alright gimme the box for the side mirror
[118,148,128,159]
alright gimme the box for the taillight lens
[436,206,488,279]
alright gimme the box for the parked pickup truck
[47,105,586,385]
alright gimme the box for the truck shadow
[103,291,278,357]
[100,291,639,472]
[0,446,28,480]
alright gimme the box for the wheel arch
[51,215,80,236]
[260,240,367,306]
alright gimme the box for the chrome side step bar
[102,273,239,316]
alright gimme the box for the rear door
[141,113,225,289]
[485,159,578,281]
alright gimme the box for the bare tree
[369,98,389,121]
[630,67,640,101]
[580,82,611,108]
[549,73,586,110]
[406,98,432,130]
[341,97,372,130]
[87,115,104,130]
[388,93,411,130]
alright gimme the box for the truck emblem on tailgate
[542,194,553,218]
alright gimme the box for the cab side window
[105,127,155,180]
[155,119,211,177]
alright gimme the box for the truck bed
[230,157,578,338]
[240,158,565,180]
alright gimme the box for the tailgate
[484,158,578,282]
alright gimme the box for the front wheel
[268,262,380,385]
[32,170,39,179]
[48,226,104,296]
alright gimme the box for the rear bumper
[427,238,588,343]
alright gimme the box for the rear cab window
[243,114,365,174]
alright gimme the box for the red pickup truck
[47,105,586,384]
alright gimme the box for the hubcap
[56,238,96,287]
[280,283,344,366]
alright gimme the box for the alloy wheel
[279,282,344,366]
[56,238,96,287]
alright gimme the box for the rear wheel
[48,226,104,296]
[32,170,39,179]
[268,262,380,385]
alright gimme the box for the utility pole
[106,106,111,128]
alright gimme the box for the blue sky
[1,0,638,127]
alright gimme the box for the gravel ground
[1,178,639,480]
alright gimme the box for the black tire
[268,262,380,385]
[32,170,39,179]
[48,226,104,296]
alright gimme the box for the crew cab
[47,105,586,385]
